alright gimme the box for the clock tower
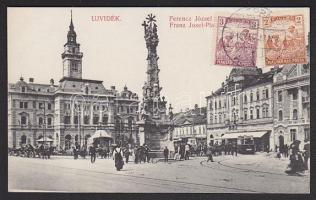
[62,11,83,79]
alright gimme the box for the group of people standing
[173,143,192,161]
[285,139,310,175]
[111,144,151,171]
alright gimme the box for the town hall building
[8,13,140,150]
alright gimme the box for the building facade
[206,67,279,152]
[172,106,207,148]
[273,62,310,150]
[8,15,139,149]
[206,58,310,152]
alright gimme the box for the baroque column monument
[137,14,174,155]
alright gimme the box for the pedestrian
[163,146,169,163]
[124,146,130,163]
[185,143,190,160]
[73,146,78,160]
[174,148,180,160]
[233,142,238,156]
[303,139,310,171]
[179,144,185,160]
[113,144,124,171]
[90,145,97,163]
[206,146,214,162]
[134,145,139,164]
[285,140,305,175]
[284,144,289,158]
[144,145,151,163]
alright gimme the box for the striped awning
[221,131,268,139]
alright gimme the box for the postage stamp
[262,15,307,65]
[215,16,259,67]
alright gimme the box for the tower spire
[70,10,74,30]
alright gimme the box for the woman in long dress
[113,145,124,171]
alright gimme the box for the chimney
[111,86,116,90]
[29,78,34,83]
[50,78,54,85]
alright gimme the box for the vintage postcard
[7,7,310,193]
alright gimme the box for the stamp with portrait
[262,15,307,65]
[215,16,259,67]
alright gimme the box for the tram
[237,135,255,154]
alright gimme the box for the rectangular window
[304,128,310,140]
[39,103,43,109]
[47,118,52,126]
[64,116,70,124]
[74,116,78,124]
[21,116,27,125]
[250,109,253,119]
[20,102,23,108]
[266,89,269,99]
[256,108,260,119]
[278,91,283,102]
[33,101,36,108]
[24,102,28,109]
[84,116,89,124]
[256,91,260,101]
[293,90,298,100]
[47,103,51,110]
[244,110,247,120]
[290,129,297,141]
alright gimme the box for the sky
[8,7,310,112]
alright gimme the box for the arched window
[244,94,247,103]
[293,109,298,120]
[278,110,283,121]
[250,93,253,102]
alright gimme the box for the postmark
[215,16,259,67]
[262,15,307,65]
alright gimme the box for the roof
[207,67,282,98]
[59,77,103,84]
[173,107,206,126]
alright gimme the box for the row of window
[278,109,298,121]
[277,89,298,102]
[21,86,51,93]
[18,101,52,110]
[174,126,206,137]
[63,115,108,125]
[20,116,52,126]
[63,103,137,114]
[209,89,270,110]
[210,106,270,124]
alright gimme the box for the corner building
[8,15,139,149]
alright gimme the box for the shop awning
[90,130,112,139]
[221,131,268,139]
[36,137,53,142]
[195,135,207,138]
